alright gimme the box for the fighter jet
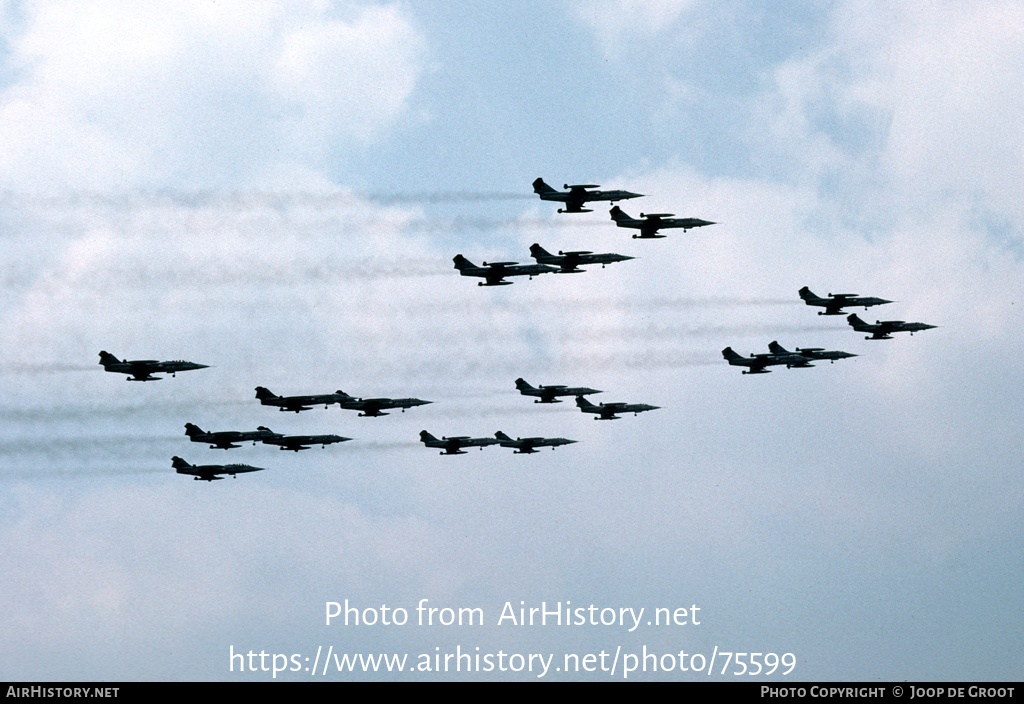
[767,341,857,365]
[494,431,576,454]
[336,394,432,417]
[515,378,602,404]
[419,430,499,455]
[575,395,659,420]
[261,434,352,452]
[98,350,209,381]
[799,287,893,316]
[721,347,788,375]
[609,205,715,239]
[528,243,634,273]
[184,423,281,449]
[255,386,351,413]
[847,314,937,340]
[453,254,557,286]
[172,456,265,482]
[532,177,644,214]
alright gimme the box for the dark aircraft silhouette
[532,177,644,213]
[847,314,937,340]
[337,393,432,417]
[184,423,280,449]
[767,341,857,366]
[515,378,602,404]
[172,456,265,482]
[494,431,576,454]
[528,243,634,273]
[609,205,715,239]
[99,350,208,381]
[261,434,352,452]
[419,430,499,455]
[722,347,788,375]
[255,386,348,413]
[453,254,557,286]
[798,287,893,316]
[575,395,659,420]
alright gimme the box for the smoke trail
[424,401,575,420]
[6,259,450,292]
[0,189,535,210]
[0,398,252,422]
[0,435,178,454]
[0,363,97,374]
[343,440,423,452]
[0,464,170,481]
[400,216,608,233]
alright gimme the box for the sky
[0,0,1021,682]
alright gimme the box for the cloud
[750,0,1024,228]
[0,1,426,189]
[569,0,698,56]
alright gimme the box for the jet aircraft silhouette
[798,287,893,316]
[515,378,602,404]
[99,351,208,381]
[847,314,937,340]
[609,206,715,239]
[255,386,349,413]
[767,341,857,366]
[184,423,280,449]
[172,456,265,481]
[261,434,352,452]
[337,394,432,417]
[532,177,643,213]
[453,254,556,286]
[528,243,634,273]
[575,395,659,420]
[419,430,499,455]
[721,347,788,375]
[493,431,576,454]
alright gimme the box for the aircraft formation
[418,430,577,455]
[94,176,936,480]
[98,348,641,478]
[722,287,935,375]
[453,177,717,287]
[528,176,936,373]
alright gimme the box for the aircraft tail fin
[419,430,439,443]
[768,341,788,355]
[98,351,121,366]
[532,178,557,195]
[575,395,597,410]
[254,386,276,400]
[514,378,535,392]
[798,286,817,302]
[452,254,477,271]
[171,456,192,470]
[609,205,627,222]
[529,243,553,259]
[495,431,513,441]
[721,347,744,362]
[847,313,867,326]
[184,423,204,437]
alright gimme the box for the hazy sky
[1,0,1021,681]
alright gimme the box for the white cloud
[0,1,426,189]
[570,0,698,56]
[751,0,1024,226]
